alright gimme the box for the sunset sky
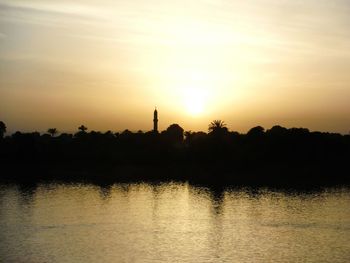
[0,0,349,133]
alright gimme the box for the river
[1,182,349,262]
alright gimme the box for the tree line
[0,120,349,185]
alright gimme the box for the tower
[153,107,158,132]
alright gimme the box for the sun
[184,88,208,116]
[185,96,204,116]
[165,70,213,117]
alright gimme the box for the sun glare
[184,88,208,116]
[163,70,215,117]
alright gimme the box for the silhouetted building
[153,107,158,132]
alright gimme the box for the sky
[0,0,350,134]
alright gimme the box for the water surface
[1,182,349,262]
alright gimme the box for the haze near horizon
[0,0,350,133]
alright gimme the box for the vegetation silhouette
[208,120,227,135]
[78,125,88,133]
[0,121,6,139]
[0,120,349,186]
[47,128,58,137]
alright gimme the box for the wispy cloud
[0,1,106,27]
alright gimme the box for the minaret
[153,107,158,133]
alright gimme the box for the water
[0,182,349,262]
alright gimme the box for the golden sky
[0,0,349,133]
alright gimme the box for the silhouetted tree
[163,124,184,145]
[104,130,115,139]
[185,131,207,145]
[184,131,193,144]
[0,121,6,139]
[58,133,73,140]
[78,125,88,133]
[208,120,229,142]
[266,125,288,136]
[184,131,208,158]
[47,128,58,137]
[121,129,132,136]
[247,126,264,137]
[208,120,227,134]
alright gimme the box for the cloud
[0,1,106,27]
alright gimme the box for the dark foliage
[0,121,349,186]
[0,121,6,139]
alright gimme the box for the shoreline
[1,161,349,188]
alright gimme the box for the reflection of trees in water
[150,182,190,215]
[209,186,226,216]
[17,182,38,206]
[245,187,264,199]
[98,183,114,200]
[190,184,226,216]
[206,185,227,260]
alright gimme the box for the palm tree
[0,121,6,139]
[208,120,227,133]
[47,128,58,137]
[78,125,88,133]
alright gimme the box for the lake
[0,182,349,262]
